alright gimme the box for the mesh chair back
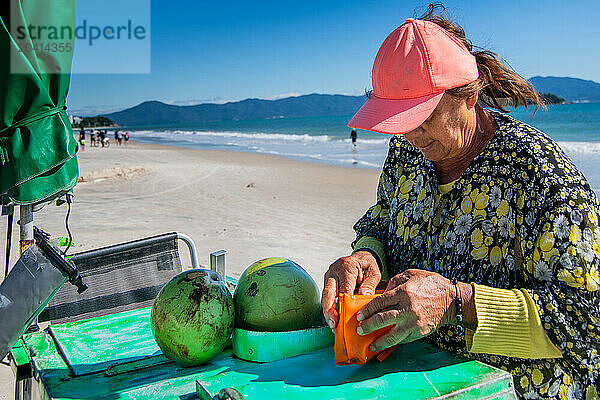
[38,232,183,324]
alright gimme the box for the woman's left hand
[356,269,455,352]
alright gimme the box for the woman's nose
[404,127,424,139]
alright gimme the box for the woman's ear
[465,92,478,109]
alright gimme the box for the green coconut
[234,257,322,332]
[151,269,234,366]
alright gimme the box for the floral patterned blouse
[353,109,599,399]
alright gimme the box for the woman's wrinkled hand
[356,269,454,352]
[321,251,381,331]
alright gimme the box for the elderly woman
[321,5,599,399]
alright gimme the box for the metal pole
[210,250,226,279]
[19,205,34,255]
[4,211,13,278]
[19,204,39,333]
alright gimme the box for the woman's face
[402,93,475,162]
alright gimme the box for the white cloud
[265,92,304,100]
[340,91,365,96]
[67,105,124,117]
[166,98,234,106]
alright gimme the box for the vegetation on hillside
[535,92,566,105]
[77,116,117,128]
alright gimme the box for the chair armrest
[176,233,199,269]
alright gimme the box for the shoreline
[130,129,600,191]
[132,136,386,170]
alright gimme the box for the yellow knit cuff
[469,283,562,359]
[353,236,388,280]
[465,327,475,349]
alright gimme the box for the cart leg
[15,377,32,400]
[19,205,34,255]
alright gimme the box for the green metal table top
[20,307,517,399]
[48,307,166,376]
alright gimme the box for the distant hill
[539,93,565,104]
[529,76,600,103]
[526,92,565,105]
[103,94,367,126]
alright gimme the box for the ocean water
[130,102,600,192]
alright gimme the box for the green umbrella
[0,0,78,206]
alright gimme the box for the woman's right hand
[321,251,381,331]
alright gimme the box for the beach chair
[37,232,199,324]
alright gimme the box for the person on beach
[78,127,85,151]
[90,128,96,147]
[321,5,599,399]
[124,131,129,145]
[115,129,123,146]
[350,129,358,147]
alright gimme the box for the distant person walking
[350,129,357,147]
[114,130,123,146]
[78,127,85,151]
[99,130,106,147]
[124,131,130,145]
[90,129,96,147]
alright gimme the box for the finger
[321,276,339,329]
[369,324,412,352]
[385,272,411,291]
[338,270,358,296]
[356,291,399,322]
[356,309,401,335]
[358,265,381,295]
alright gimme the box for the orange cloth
[334,292,395,365]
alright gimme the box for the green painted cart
[10,306,518,399]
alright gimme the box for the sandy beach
[0,141,380,396]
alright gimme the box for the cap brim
[348,92,444,135]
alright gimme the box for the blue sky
[67,0,600,115]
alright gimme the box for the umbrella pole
[19,205,34,255]
[4,211,13,278]
[19,204,40,332]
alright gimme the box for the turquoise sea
[131,102,600,192]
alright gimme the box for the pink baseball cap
[349,18,479,135]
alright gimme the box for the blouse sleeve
[520,177,600,384]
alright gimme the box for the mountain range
[103,94,366,126]
[102,76,600,127]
